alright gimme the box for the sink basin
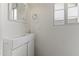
[3,33,34,49]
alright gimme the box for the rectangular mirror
[8,3,27,23]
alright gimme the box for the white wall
[0,4,3,55]
[0,3,30,55]
[0,3,29,38]
[30,3,79,56]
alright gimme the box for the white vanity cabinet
[28,39,34,56]
[3,34,34,56]
[12,44,28,56]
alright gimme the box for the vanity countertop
[3,33,34,49]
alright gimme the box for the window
[68,3,78,23]
[54,3,65,25]
[54,3,78,25]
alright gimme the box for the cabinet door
[28,40,34,56]
[12,44,28,56]
[3,40,12,56]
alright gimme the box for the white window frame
[53,3,79,26]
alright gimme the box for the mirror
[8,3,27,23]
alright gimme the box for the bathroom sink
[3,33,34,49]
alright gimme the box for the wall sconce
[32,13,38,20]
